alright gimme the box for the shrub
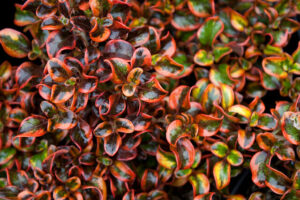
[0,0,300,199]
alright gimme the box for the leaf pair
[211,142,243,189]
[93,118,134,156]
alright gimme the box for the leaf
[262,57,289,79]
[141,169,158,192]
[14,4,37,26]
[0,28,30,58]
[194,49,214,66]
[0,61,11,81]
[293,170,300,190]
[53,186,68,200]
[93,121,113,138]
[41,16,64,30]
[210,142,228,158]
[230,9,248,32]
[89,18,111,43]
[156,146,177,169]
[188,172,210,196]
[89,0,112,17]
[275,146,295,161]
[187,0,214,17]
[250,151,268,187]
[265,166,291,195]
[66,177,81,192]
[228,105,252,122]
[237,129,255,149]
[115,118,135,133]
[131,47,152,68]
[154,56,184,78]
[209,64,234,87]
[256,132,276,152]
[40,101,57,118]
[0,148,16,165]
[50,84,75,104]
[109,161,136,182]
[171,10,199,31]
[281,112,300,145]
[197,16,224,46]
[194,193,215,200]
[192,79,209,101]
[226,150,243,166]
[139,78,168,103]
[220,84,234,109]
[70,118,93,152]
[104,39,134,61]
[18,116,47,137]
[51,107,77,130]
[108,58,131,84]
[46,58,71,83]
[174,138,195,169]
[257,114,277,131]
[46,30,75,58]
[104,133,121,156]
[213,46,232,62]
[128,27,150,47]
[195,113,223,137]
[166,120,186,146]
[213,161,230,190]
[201,83,221,113]
[169,85,191,112]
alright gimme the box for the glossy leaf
[281,112,300,145]
[230,9,248,32]
[226,150,243,166]
[169,85,191,112]
[210,142,228,158]
[195,113,223,137]
[0,28,30,58]
[110,161,136,182]
[188,172,210,196]
[0,148,16,165]
[156,147,177,170]
[187,0,214,17]
[250,151,268,187]
[237,129,255,149]
[197,16,224,46]
[194,49,214,66]
[18,116,47,137]
[213,161,230,190]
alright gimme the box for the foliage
[0,0,300,199]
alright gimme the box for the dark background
[0,0,299,198]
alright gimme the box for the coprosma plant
[0,0,300,199]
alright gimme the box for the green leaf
[194,49,213,66]
[250,151,268,187]
[226,150,243,166]
[213,45,232,62]
[0,28,30,58]
[14,5,37,26]
[210,142,228,158]
[156,146,177,169]
[213,161,231,190]
[188,172,210,196]
[0,148,16,165]
[230,9,248,32]
[187,0,214,17]
[171,10,199,31]
[197,16,223,46]
[281,112,300,145]
[262,57,290,78]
